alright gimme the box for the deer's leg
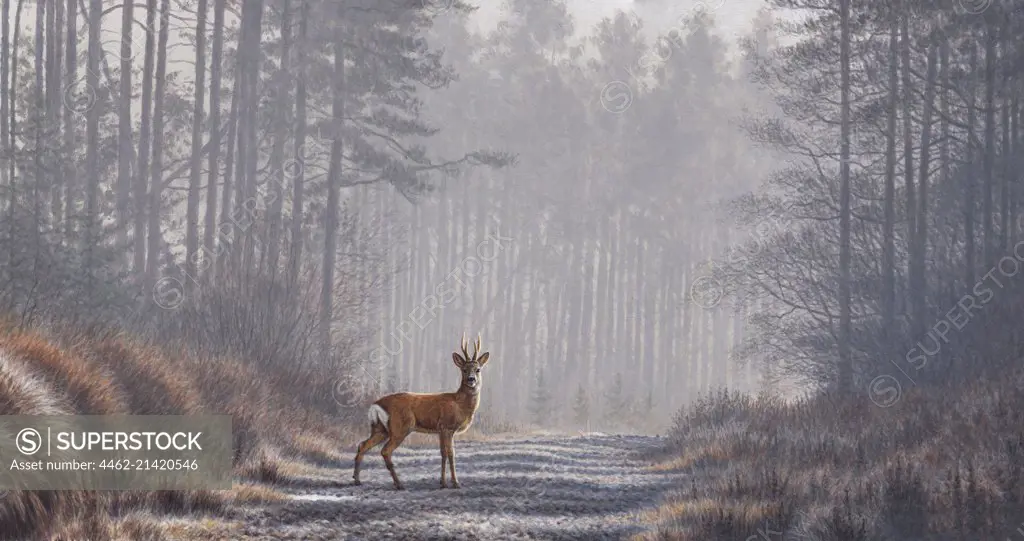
[438,433,450,489]
[352,427,386,486]
[381,429,410,490]
[448,435,459,488]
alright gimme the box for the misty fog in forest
[2,0,1021,437]
[0,0,788,435]
[5,0,1024,537]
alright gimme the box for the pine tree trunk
[658,248,673,410]
[145,0,172,283]
[501,261,520,411]
[7,0,22,236]
[642,241,657,393]
[730,300,745,391]
[287,0,309,288]
[901,13,915,287]
[240,0,264,277]
[523,240,541,413]
[563,236,583,386]
[33,0,44,241]
[939,37,952,303]
[545,281,563,383]
[60,0,73,237]
[1000,98,1010,250]
[203,0,226,277]
[629,232,642,393]
[912,39,936,342]
[982,23,996,267]
[46,0,62,228]
[612,218,626,384]
[695,281,709,394]
[321,10,344,355]
[469,172,487,328]
[965,43,978,290]
[593,214,610,392]
[1,0,9,192]
[266,0,292,278]
[579,237,596,389]
[459,166,473,331]
[837,0,852,393]
[116,0,133,251]
[711,227,729,389]
[606,211,619,388]
[436,186,450,345]
[1011,97,1019,239]
[134,0,157,273]
[380,188,394,383]
[84,0,101,271]
[409,204,423,385]
[681,265,695,400]
[219,71,240,278]
[229,0,252,276]
[186,0,209,286]
[882,15,898,341]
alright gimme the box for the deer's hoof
[353,479,361,486]
[394,484,405,490]
[451,481,460,489]
[439,482,447,489]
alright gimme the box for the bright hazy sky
[473,0,766,43]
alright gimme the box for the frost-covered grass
[640,382,1024,540]
[0,321,359,540]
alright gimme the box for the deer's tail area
[368,404,390,431]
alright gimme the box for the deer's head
[452,333,490,393]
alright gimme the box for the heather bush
[643,379,1024,540]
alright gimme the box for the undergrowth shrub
[0,318,359,540]
[645,379,1024,540]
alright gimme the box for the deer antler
[461,333,470,361]
[474,334,482,361]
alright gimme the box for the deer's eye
[476,369,480,373]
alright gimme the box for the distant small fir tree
[528,367,554,426]
[604,372,631,427]
[633,389,655,428]
[572,383,590,428]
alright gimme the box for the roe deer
[353,333,490,490]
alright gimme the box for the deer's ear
[477,352,490,367]
[452,352,465,367]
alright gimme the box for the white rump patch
[368,404,389,427]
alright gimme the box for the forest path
[224,434,683,540]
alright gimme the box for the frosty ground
[220,434,681,540]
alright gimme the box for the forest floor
[163,434,682,541]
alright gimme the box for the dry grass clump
[0,331,128,415]
[287,431,350,466]
[46,511,179,541]
[76,336,205,416]
[229,483,289,505]
[644,382,1024,540]
[0,321,357,540]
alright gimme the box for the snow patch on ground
[288,493,358,503]
[229,435,682,540]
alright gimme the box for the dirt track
[225,434,682,540]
